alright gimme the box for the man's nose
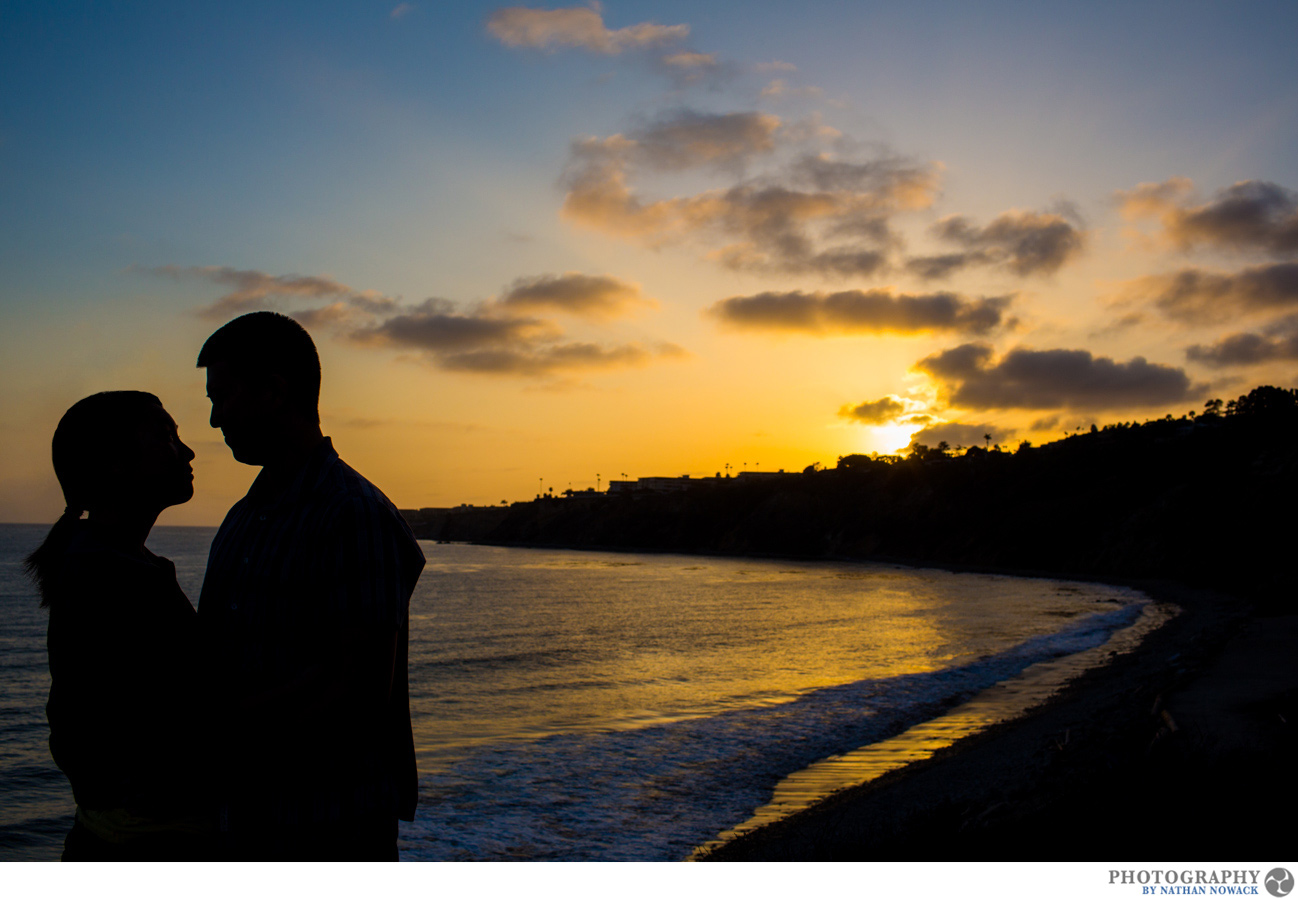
[209,404,220,429]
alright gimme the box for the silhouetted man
[196,312,424,861]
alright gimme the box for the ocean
[0,523,1164,861]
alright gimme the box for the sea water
[0,524,1157,861]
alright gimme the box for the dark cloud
[348,295,684,377]
[917,343,1200,410]
[497,273,653,319]
[708,290,1010,336]
[789,153,939,199]
[910,422,1013,448]
[627,111,782,171]
[351,299,552,352]
[911,209,1086,278]
[486,6,688,54]
[904,253,985,281]
[161,263,681,380]
[1124,262,1298,324]
[1185,315,1298,368]
[1118,178,1298,257]
[837,396,907,424]
[560,119,941,277]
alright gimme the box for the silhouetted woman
[27,391,212,860]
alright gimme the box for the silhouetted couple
[28,312,425,861]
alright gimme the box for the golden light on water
[691,600,1180,858]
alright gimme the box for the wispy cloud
[1118,262,1298,324]
[907,208,1086,279]
[390,3,415,20]
[916,343,1201,410]
[146,265,396,320]
[560,111,941,277]
[496,272,655,319]
[487,6,688,54]
[707,289,1010,336]
[155,265,680,379]
[760,79,822,100]
[1185,314,1298,368]
[1118,177,1298,257]
[661,50,715,70]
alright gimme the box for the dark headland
[403,386,1298,861]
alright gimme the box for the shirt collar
[245,436,339,510]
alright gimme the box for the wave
[400,602,1145,861]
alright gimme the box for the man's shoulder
[317,456,421,546]
[319,455,399,512]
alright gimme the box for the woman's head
[29,392,195,606]
[52,391,195,516]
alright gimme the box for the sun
[868,423,925,455]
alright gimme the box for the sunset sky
[3,1,1297,526]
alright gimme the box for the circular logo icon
[1266,869,1294,899]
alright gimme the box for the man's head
[198,312,322,465]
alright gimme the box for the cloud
[837,396,908,424]
[496,272,654,319]
[707,290,1010,336]
[351,298,553,352]
[349,295,683,377]
[661,50,716,70]
[624,110,782,171]
[916,343,1200,410]
[909,422,1013,448]
[1121,262,1298,324]
[655,50,726,86]
[435,341,686,377]
[760,79,822,100]
[560,116,942,277]
[907,209,1086,279]
[160,264,680,379]
[1117,177,1298,257]
[1185,315,1298,367]
[487,6,688,54]
[390,3,414,19]
[147,265,396,320]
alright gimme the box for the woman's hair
[25,391,164,607]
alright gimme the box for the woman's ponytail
[25,507,85,608]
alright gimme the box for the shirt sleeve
[319,494,425,630]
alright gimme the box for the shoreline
[467,541,1295,860]
[698,578,1296,861]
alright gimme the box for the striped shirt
[198,437,425,835]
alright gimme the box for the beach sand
[701,581,1297,861]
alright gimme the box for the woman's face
[121,404,196,511]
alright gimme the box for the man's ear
[263,372,291,413]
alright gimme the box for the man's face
[205,360,280,465]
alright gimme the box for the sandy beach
[701,580,1297,862]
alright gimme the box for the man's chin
[226,440,265,466]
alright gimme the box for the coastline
[697,578,1297,861]
[465,538,1294,860]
